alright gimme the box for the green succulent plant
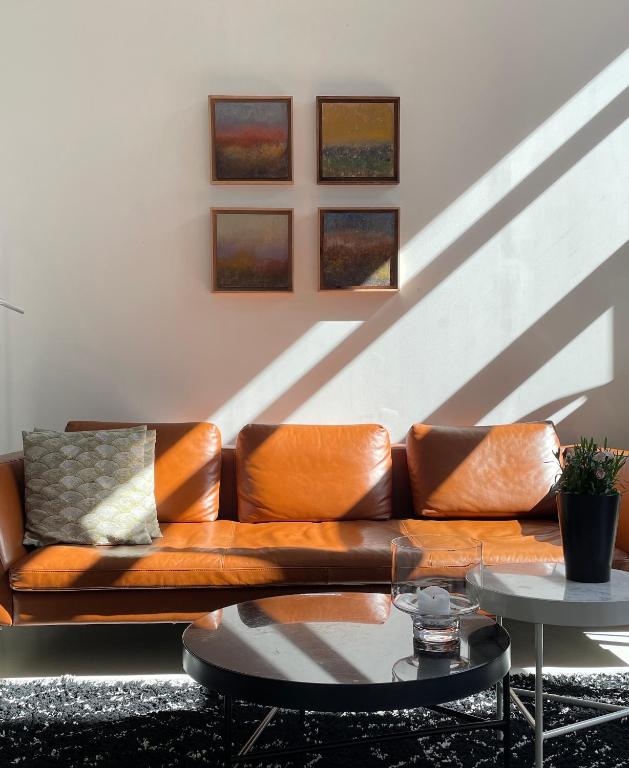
[555,437,627,496]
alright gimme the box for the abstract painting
[319,208,399,290]
[212,209,293,292]
[317,97,399,184]
[210,97,292,183]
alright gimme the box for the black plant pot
[557,492,620,583]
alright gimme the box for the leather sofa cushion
[10,520,400,590]
[406,422,559,519]
[12,518,626,592]
[66,422,221,523]
[236,424,392,522]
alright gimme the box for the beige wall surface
[1,0,629,451]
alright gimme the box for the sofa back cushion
[66,422,221,522]
[406,422,559,519]
[236,423,392,523]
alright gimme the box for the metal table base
[221,675,512,767]
[508,622,629,768]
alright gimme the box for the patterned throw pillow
[33,426,161,540]
[137,429,161,539]
[23,427,157,546]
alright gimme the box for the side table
[470,562,629,768]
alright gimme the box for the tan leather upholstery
[0,454,27,572]
[0,578,14,625]
[194,610,223,630]
[219,443,415,521]
[612,450,629,555]
[14,518,626,594]
[236,424,392,522]
[12,586,387,625]
[237,592,391,626]
[391,443,413,518]
[219,445,238,521]
[406,422,559,519]
[66,421,221,522]
[1,423,628,627]
[10,520,401,589]
[0,453,27,624]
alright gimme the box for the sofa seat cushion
[402,519,552,564]
[11,519,629,591]
[10,520,403,590]
[402,518,629,568]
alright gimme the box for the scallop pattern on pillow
[33,427,161,540]
[23,428,152,546]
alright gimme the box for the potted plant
[555,437,627,583]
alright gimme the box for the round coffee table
[182,592,511,766]
[470,563,629,768]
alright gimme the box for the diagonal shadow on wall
[240,86,629,432]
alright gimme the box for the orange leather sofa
[0,420,628,627]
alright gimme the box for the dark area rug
[1,673,628,767]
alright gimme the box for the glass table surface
[183,592,508,688]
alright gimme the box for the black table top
[182,592,510,712]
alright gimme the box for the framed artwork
[317,97,400,184]
[319,208,399,291]
[209,96,293,184]
[212,209,293,292]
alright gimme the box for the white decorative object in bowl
[391,535,483,653]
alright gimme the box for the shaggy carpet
[1,673,628,767]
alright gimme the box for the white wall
[1,0,629,452]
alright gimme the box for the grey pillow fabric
[23,426,160,546]
[33,426,161,540]
[137,429,161,539]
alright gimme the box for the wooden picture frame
[209,96,293,184]
[212,208,293,293]
[317,96,400,184]
[318,208,400,291]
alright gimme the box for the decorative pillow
[23,427,155,546]
[138,430,160,538]
[65,421,223,523]
[34,426,161,539]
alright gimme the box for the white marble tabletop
[469,563,629,627]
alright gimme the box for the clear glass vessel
[391,535,483,654]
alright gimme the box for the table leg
[535,623,544,768]
[503,672,511,768]
[223,694,232,768]
[496,615,504,741]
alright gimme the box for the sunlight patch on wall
[400,48,629,285]
[202,48,629,443]
[478,309,613,425]
[282,113,629,439]
[208,321,362,442]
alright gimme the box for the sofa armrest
[615,451,629,555]
[0,452,27,624]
